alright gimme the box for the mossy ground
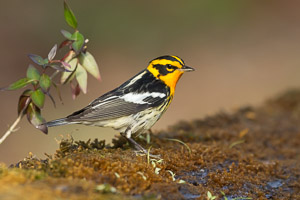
[1,90,300,200]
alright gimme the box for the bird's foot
[125,136,161,159]
[134,149,161,159]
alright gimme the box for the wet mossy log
[1,90,300,200]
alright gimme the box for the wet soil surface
[0,90,300,200]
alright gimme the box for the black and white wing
[66,92,167,122]
[65,70,170,122]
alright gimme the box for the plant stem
[0,114,23,144]
[50,70,60,79]
[0,98,29,145]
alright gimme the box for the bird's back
[63,69,171,133]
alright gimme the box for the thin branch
[0,98,30,145]
[0,114,23,144]
[50,69,60,79]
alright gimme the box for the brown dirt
[0,89,300,200]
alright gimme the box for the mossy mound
[1,90,300,200]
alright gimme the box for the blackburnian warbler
[45,55,194,154]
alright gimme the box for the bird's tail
[44,118,69,127]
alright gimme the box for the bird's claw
[134,149,161,159]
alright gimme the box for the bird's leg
[123,128,160,158]
[123,127,146,152]
[126,137,147,153]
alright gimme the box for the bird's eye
[166,64,174,70]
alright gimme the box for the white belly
[81,108,164,135]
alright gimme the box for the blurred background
[1,1,300,165]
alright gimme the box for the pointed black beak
[180,65,195,72]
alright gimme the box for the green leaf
[28,54,45,66]
[70,31,83,40]
[207,191,212,198]
[71,31,84,52]
[26,102,48,134]
[72,40,84,53]
[44,58,49,65]
[79,52,101,81]
[18,89,32,115]
[40,74,51,92]
[64,1,77,29]
[1,78,36,91]
[75,63,88,94]
[31,89,45,108]
[27,65,40,81]
[48,44,57,61]
[61,29,73,40]
[61,58,78,83]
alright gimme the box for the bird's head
[147,55,194,94]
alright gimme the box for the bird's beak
[179,65,195,72]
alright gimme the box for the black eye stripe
[166,64,178,70]
[152,64,169,75]
[153,64,177,75]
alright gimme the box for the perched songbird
[45,55,194,153]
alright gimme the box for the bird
[44,55,194,154]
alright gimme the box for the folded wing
[66,92,166,122]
